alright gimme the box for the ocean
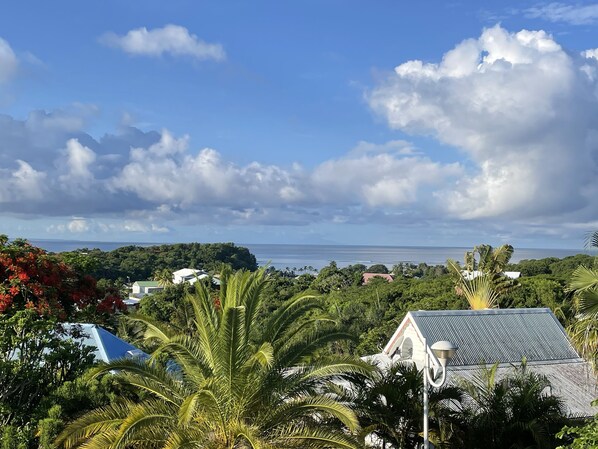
[29,239,593,271]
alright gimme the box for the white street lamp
[422,339,458,449]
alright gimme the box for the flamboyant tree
[0,235,125,319]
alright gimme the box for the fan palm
[56,268,370,449]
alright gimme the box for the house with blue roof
[62,324,147,363]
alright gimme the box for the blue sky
[1,1,598,248]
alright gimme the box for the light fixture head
[430,340,458,367]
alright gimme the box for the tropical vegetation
[57,268,370,449]
[2,235,597,448]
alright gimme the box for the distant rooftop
[62,323,147,363]
[134,281,161,287]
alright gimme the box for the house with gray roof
[378,308,597,417]
[132,280,163,297]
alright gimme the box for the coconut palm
[447,260,500,309]
[56,268,370,449]
[464,244,514,274]
[567,231,598,368]
[448,244,518,310]
[153,268,174,288]
[458,361,567,449]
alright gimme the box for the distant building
[131,281,163,297]
[62,324,147,363]
[377,308,597,417]
[362,272,394,285]
[173,268,209,285]
[461,270,521,280]
[123,297,141,311]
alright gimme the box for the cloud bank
[100,24,226,62]
[0,109,459,231]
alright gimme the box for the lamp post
[422,339,458,449]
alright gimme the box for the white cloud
[368,25,598,221]
[60,138,97,182]
[0,37,18,83]
[10,160,46,200]
[525,2,598,25]
[100,24,226,62]
[311,154,461,207]
[67,218,89,233]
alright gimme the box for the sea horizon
[26,238,595,271]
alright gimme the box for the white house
[173,268,209,285]
[379,308,597,417]
[131,281,163,297]
[461,270,521,280]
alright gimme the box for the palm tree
[56,268,370,449]
[153,268,173,288]
[345,362,463,448]
[458,361,567,449]
[448,244,518,310]
[447,260,500,309]
[567,231,598,369]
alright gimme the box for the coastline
[28,239,595,271]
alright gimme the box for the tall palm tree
[56,268,370,449]
[567,231,598,369]
[448,244,518,309]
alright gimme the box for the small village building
[123,297,141,311]
[362,272,394,285]
[378,308,597,417]
[131,280,163,297]
[173,268,209,285]
[62,324,147,363]
[461,270,521,280]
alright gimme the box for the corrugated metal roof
[134,281,160,287]
[411,308,581,366]
[452,361,598,418]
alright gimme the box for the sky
[1,1,598,248]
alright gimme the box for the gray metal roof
[411,308,581,366]
[451,361,598,418]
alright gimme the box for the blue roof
[63,324,147,363]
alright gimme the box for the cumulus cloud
[525,2,598,25]
[0,106,460,229]
[0,37,18,84]
[100,24,226,62]
[0,160,47,201]
[368,25,598,221]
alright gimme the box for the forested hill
[59,242,257,282]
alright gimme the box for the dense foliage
[1,236,596,448]
[58,269,370,449]
[0,236,124,319]
[58,242,257,283]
